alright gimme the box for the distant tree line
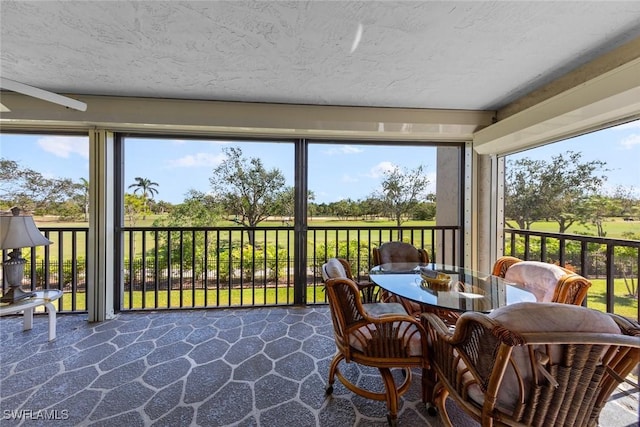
[0,158,86,220]
[505,151,639,236]
[156,147,434,244]
[3,149,637,241]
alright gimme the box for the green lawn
[511,218,640,238]
[35,215,639,320]
[587,278,637,319]
[122,286,300,309]
[56,286,324,312]
[54,279,637,320]
[39,214,640,237]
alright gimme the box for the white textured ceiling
[2,1,640,111]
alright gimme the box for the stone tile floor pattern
[0,306,637,427]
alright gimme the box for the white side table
[0,289,63,341]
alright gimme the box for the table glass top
[369,262,536,313]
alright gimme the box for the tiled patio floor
[0,306,637,426]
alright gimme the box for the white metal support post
[464,142,475,269]
[88,130,115,322]
[492,156,506,265]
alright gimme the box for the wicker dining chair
[421,302,640,427]
[371,242,430,316]
[492,256,591,305]
[372,241,430,267]
[324,277,430,426]
[321,257,382,303]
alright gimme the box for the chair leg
[328,355,414,426]
[434,381,453,427]
[326,352,344,395]
[422,366,439,416]
[379,367,401,426]
[422,367,438,416]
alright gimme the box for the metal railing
[3,225,637,321]
[119,225,460,310]
[504,228,639,321]
[0,228,89,312]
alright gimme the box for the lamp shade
[0,211,52,250]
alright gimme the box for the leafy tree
[274,187,295,223]
[329,198,362,220]
[272,188,315,224]
[148,190,223,285]
[124,193,145,226]
[504,158,546,229]
[505,151,607,233]
[158,189,221,227]
[79,177,89,221]
[210,147,287,244]
[0,158,82,214]
[153,200,173,215]
[581,194,617,237]
[542,152,607,233]
[612,185,639,218]
[413,200,436,220]
[360,197,385,221]
[617,231,639,299]
[53,200,84,221]
[128,177,159,220]
[376,165,430,226]
[312,202,331,217]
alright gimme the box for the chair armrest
[554,273,591,305]
[417,248,430,264]
[421,312,453,338]
[348,311,429,359]
[608,313,640,336]
[491,256,522,277]
[355,280,383,303]
[372,247,381,266]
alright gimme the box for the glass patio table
[369,262,537,411]
[369,262,536,317]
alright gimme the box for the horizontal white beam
[0,94,493,141]
[473,58,640,155]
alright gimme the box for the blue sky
[125,138,441,203]
[1,119,638,204]
[507,119,640,196]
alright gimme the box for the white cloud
[342,174,358,183]
[619,133,640,149]
[366,161,396,178]
[37,136,88,158]
[168,152,226,168]
[323,145,364,155]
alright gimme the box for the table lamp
[0,207,52,303]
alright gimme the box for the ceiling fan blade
[0,77,87,111]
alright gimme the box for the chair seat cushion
[364,302,407,317]
[488,302,619,333]
[504,261,566,302]
[466,302,620,413]
[349,302,423,357]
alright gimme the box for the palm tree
[128,177,159,220]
